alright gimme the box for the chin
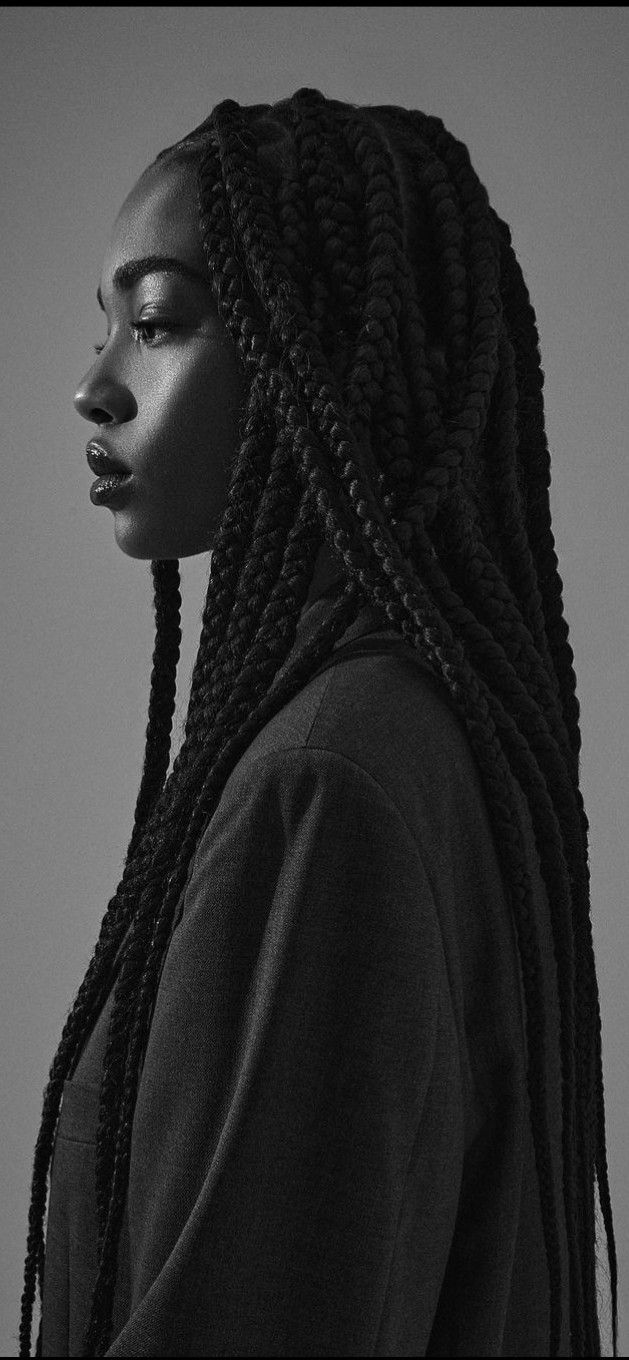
[113,522,213,562]
[112,522,165,560]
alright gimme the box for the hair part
[19,89,617,1358]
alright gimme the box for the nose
[73,379,116,424]
[74,373,136,429]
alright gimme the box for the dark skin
[74,158,341,601]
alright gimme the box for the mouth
[86,442,131,477]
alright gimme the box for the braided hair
[19,89,617,1358]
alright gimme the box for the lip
[86,441,131,477]
[89,472,133,507]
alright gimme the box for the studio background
[1,7,626,1355]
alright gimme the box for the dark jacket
[40,580,572,1356]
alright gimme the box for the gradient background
[1,7,627,1355]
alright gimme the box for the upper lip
[86,441,131,476]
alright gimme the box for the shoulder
[204,641,492,894]
[185,643,536,1112]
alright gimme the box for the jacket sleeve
[105,744,463,1357]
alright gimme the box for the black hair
[19,88,617,1357]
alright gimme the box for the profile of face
[74,158,249,560]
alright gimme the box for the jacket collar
[283,565,400,679]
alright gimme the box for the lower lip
[89,473,133,505]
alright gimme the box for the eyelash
[93,320,175,355]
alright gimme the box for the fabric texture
[40,576,572,1356]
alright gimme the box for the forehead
[101,160,206,286]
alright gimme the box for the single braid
[126,559,182,859]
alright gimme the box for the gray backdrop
[1,7,626,1355]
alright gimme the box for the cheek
[145,346,242,495]
[110,344,247,560]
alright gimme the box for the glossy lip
[86,441,131,477]
[89,472,134,507]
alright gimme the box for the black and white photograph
[1,7,626,1356]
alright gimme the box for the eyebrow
[96,254,212,309]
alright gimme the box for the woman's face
[74,158,249,560]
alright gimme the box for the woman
[19,89,617,1357]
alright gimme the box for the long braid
[368,111,587,1347]
[17,561,182,1356]
[183,172,325,738]
[126,559,182,859]
[434,361,599,1348]
[82,488,359,1353]
[183,108,368,739]
[19,90,617,1359]
[83,573,361,1357]
[382,112,615,1349]
[350,115,588,1350]
[491,212,617,1357]
[494,220,619,1351]
[387,123,578,783]
[210,90,616,1354]
[400,121,611,1347]
[380,107,612,1356]
[481,327,566,700]
[211,93,565,1352]
[180,119,320,742]
[491,210,583,760]
[409,112,569,721]
[182,369,277,735]
[81,112,371,1347]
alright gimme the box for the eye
[93,319,177,355]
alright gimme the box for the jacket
[39,575,572,1356]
